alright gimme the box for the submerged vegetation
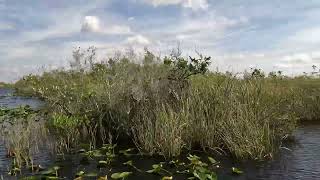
[0,106,49,174]
[2,47,320,178]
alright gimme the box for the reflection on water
[1,88,320,179]
[0,88,43,109]
[222,124,320,180]
[0,88,49,179]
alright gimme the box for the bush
[13,48,320,160]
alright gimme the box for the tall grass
[187,75,297,159]
[0,107,50,168]
[13,48,320,160]
[0,82,12,88]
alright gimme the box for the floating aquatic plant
[185,154,218,180]
[231,167,243,175]
[111,172,132,179]
[190,166,217,180]
[146,163,171,175]
[162,176,173,180]
[123,160,142,172]
[187,155,208,167]
[119,148,135,157]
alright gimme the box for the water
[0,88,50,179]
[219,124,320,180]
[0,88,43,109]
[1,88,320,179]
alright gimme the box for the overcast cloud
[1,0,320,82]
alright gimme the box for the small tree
[164,53,211,81]
[251,68,265,79]
[312,65,318,75]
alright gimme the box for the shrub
[13,48,320,160]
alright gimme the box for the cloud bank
[0,0,320,82]
[143,0,209,11]
[81,16,132,34]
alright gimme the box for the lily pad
[232,167,243,175]
[162,176,173,180]
[123,160,133,166]
[85,172,98,177]
[208,157,217,165]
[76,170,85,177]
[111,172,132,179]
[20,176,41,180]
[119,148,135,157]
[98,160,109,167]
[98,176,108,180]
[146,164,162,174]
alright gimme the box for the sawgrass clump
[14,48,320,160]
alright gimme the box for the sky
[1,0,320,82]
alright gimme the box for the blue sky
[1,0,320,82]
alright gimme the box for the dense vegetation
[0,82,12,88]
[3,47,320,178]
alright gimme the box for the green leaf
[85,172,98,177]
[111,172,132,179]
[146,169,155,173]
[41,169,55,176]
[98,176,108,180]
[147,164,161,174]
[41,176,59,180]
[152,164,161,169]
[119,148,135,157]
[208,157,217,165]
[162,176,173,180]
[76,170,85,177]
[176,169,189,174]
[232,167,243,175]
[98,160,109,166]
[93,150,104,157]
[187,177,196,180]
[123,160,133,166]
[206,173,217,180]
[20,176,41,180]
[191,166,217,180]
[188,155,207,167]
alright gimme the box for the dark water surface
[0,88,50,180]
[1,88,320,179]
[0,88,43,109]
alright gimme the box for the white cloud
[0,23,15,31]
[155,13,249,50]
[81,16,100,32]
[289,27,320,44]
[182,0,208,10]
[127,35,151,45]
[176,34,190,40]
[107,25,132,34]
[81,16,132,35]
[0,65,38,82]
[181,16,243,33]
[213,51,320,76]
[283,53,313,64]
[128,17,135,21]
[143,0,209,11]
[280,26,320,54]
[147,0,181,6]
[274,52,320,70]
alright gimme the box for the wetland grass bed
[2,49,320,179]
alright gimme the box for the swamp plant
[12,47,320,162]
